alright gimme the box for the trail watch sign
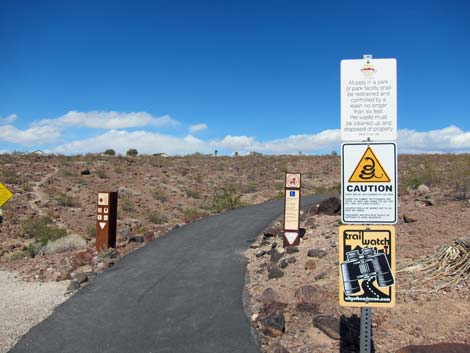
[342,142,397,224]
[339,225,396,308]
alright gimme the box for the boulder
[261,312,285,337]
[304,260,316,270]
[313,315,341,340]
[403,214,417,223]
[307,248,327,258]
[268,266,284,279]
[309,197,341,215]
[417,184,430,194]
[294,285,320,312]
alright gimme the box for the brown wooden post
[96,191,118,252]
[283,173,301,247]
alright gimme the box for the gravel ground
[0,271,69,353]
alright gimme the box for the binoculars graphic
[341,248,394,295]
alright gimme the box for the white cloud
[0,124,61,146]
[189,123,208,134]
[49,130,211,155]
[398,125,470,153]
[36,111,179,129]
[0,114,17,124]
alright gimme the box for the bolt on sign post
[338,225,395,308]
[96,192,118,252]
[283,173,301,247]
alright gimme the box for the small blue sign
[289,191,296,197]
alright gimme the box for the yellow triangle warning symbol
[349,146,391,183]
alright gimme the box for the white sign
[341,142,397,224]
[341,58,397,141]
[284,231,298,245]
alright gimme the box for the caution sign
[339,225,395,308]
[342,142,397,224]
[0,182,13,207]
[349,146,390,183]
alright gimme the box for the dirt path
[28,166,58,217]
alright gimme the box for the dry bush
[45,233,87,255]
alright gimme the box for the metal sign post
[360,307,373,353]
[340,54,398,352]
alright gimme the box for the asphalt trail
[10,195,328,353]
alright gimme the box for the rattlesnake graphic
[359,157,383,180]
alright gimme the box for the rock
[403,214,417,223]
[272,344,289,353]
[417,184,430,194]
[314,272,328,280]
[128,235,144,243]
[271,242,278,249]
[307,248,327,258]
[143,231,155,242]
[270,251,284,264]
[279,259,289,269]
[256,250,266,258]
[286,256,296,264]
[71,249,94,267]
[85,272,97,281]
[294,285,320,312]
[276,247,285,254]
[66,280,80,292]
[259,288,280,304]
[286,246,299,254]
[264,227,278,238]
[261,312,285,337]
[76,265,93,274]
[80,168,90,175]
[313,315,341,340]
[73,273,88,285]
[304,260,316,270]
[304,218,316,228]
[309,197,341,215]
[268,266,284,279]
[395,343,470,353]
[424,198,436,206]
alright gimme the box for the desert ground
[1,153,469,353]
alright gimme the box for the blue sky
[1,0,469,155]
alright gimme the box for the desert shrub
[104,149,116,156]
[148,211,168,224]
[120,196,134,212]
[126,148,138,157]
[182,208,207,222]
[212,187,242,212]
[22,217,67,246]
[44,233,87,255]
[88,224,97,238]
[152,189,167,202]
[96,168,108,179]
[2,170,18,184]
[27,242,42,258]
[239,182,257,193]
[274,191,284,200]
[56,192,79,207]
[186,189,201,199]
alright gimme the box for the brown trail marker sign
[339,225,395,308]
[283,173,301,247]
[96,192,118,252]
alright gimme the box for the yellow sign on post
[339,225,395,308]
[0,182,13,207]
[348,146,391,183]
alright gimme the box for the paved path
[10,195,328,353]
